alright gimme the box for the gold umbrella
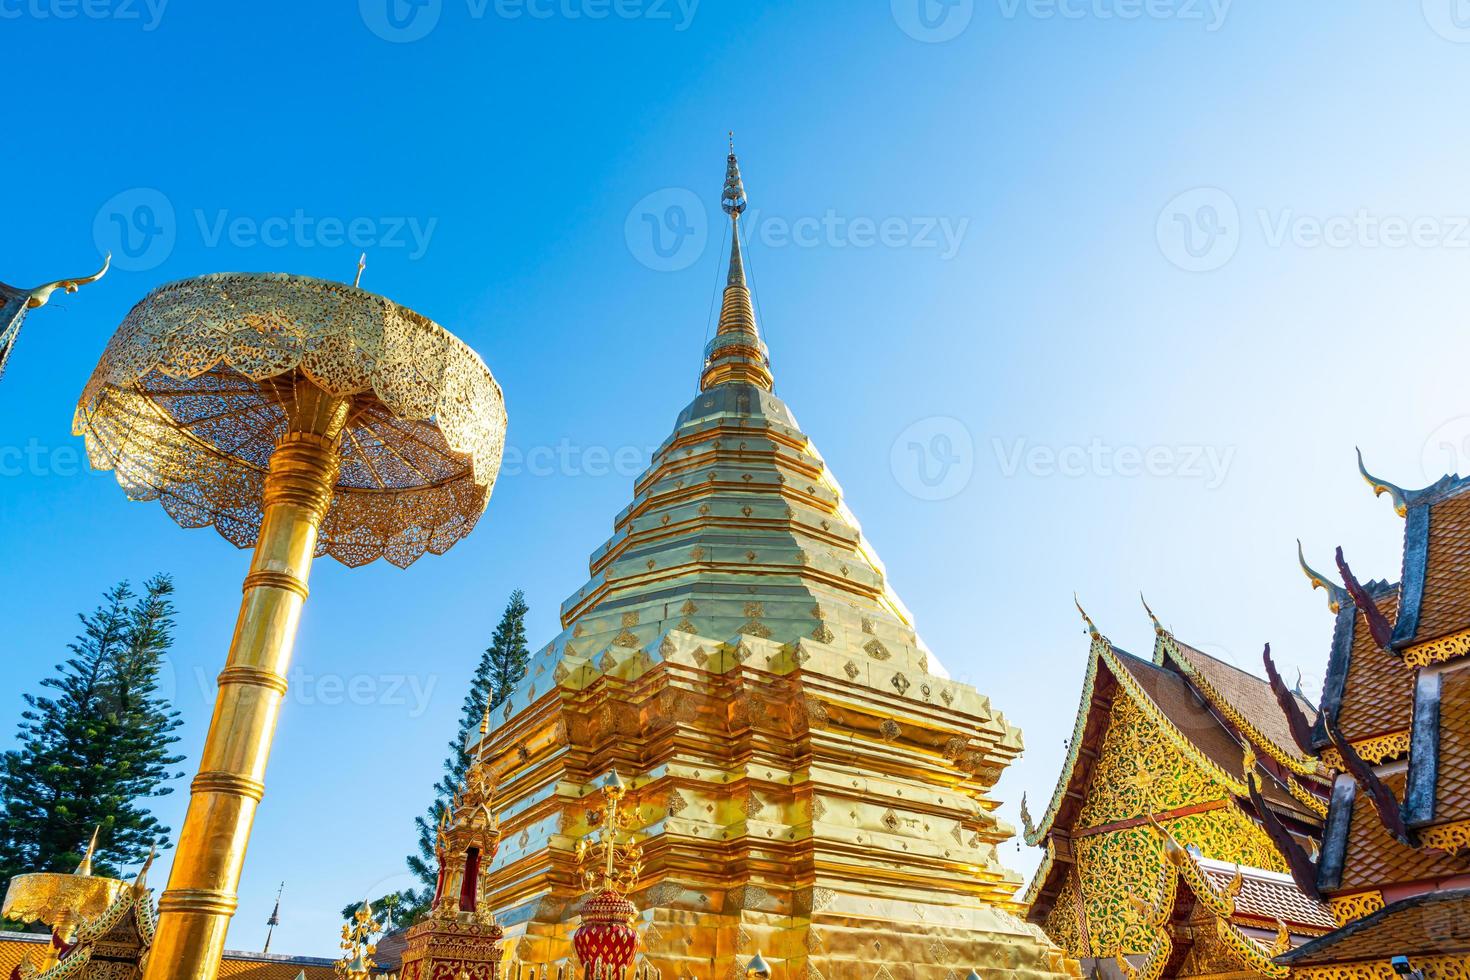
[73,270,507,980]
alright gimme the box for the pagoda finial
[1297,539,1349,614]
[722,134,747,218]
[263,881,284,954]
[1357,447,1409,517]
[701,138,772,391]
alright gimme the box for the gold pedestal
[144,390,347,980]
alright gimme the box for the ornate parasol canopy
[72,272,506,568]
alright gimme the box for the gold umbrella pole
[145,382,348,980]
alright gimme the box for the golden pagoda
[468,146,1077,978]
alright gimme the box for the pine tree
[0,576,184,901]
[403,590,530,912]
[486,590,530,711]
[104,575,186,863]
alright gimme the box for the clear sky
[5,0,1470,960]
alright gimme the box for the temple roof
[1026,622,1324,849]
[1276,888,1470,966]
[1195,858,1335,932]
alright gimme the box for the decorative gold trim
[1285,772,1331,818]
[1420,818,1470,855]
[1403,627,1470,668]
[1327,890,1384,927]
[1320,730,1411,770]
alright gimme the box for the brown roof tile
[1170,640,1320,761]
[1336,771,1466,892]
[1198,861,1336,931]
[1278,888,1470,965]
[0,934,49,978]
[1337,588,1414,744]
[1415,492,1470,643]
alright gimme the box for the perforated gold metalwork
[1420,818,1470,855]
[1077,698,1223,829]
[73,273,506,568]
[1404,627,1470,668]
[1327,891,1385,927]
[1320,730,1412,771]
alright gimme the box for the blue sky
[5,0,1470,960]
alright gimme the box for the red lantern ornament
[572,889,640,976]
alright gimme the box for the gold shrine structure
[466,148,1078,978]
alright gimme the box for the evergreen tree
[0,576,184,903]
[486,590,530,711]
[402,590,530,912]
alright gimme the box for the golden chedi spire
[471,142,1075,980]
[701,134,773,392]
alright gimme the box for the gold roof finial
[1074,594,1100,639]
[746,952,772,978]
[1357,447,1409,517]
[353,252,367,288]
[1140,593,1164,635]
[1296,539,1349,613]
[74,826,100,877]
[24,253,111,310]
[132,845,157,898]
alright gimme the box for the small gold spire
[132,846,157,898]
[25,254,110,310]
[1139,593,1164,635]
[75,826,100,877]
[1074,594,1099,639]
[1296,539,1349,613]
[1357,447,1409,517]
[353,252,367,288]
